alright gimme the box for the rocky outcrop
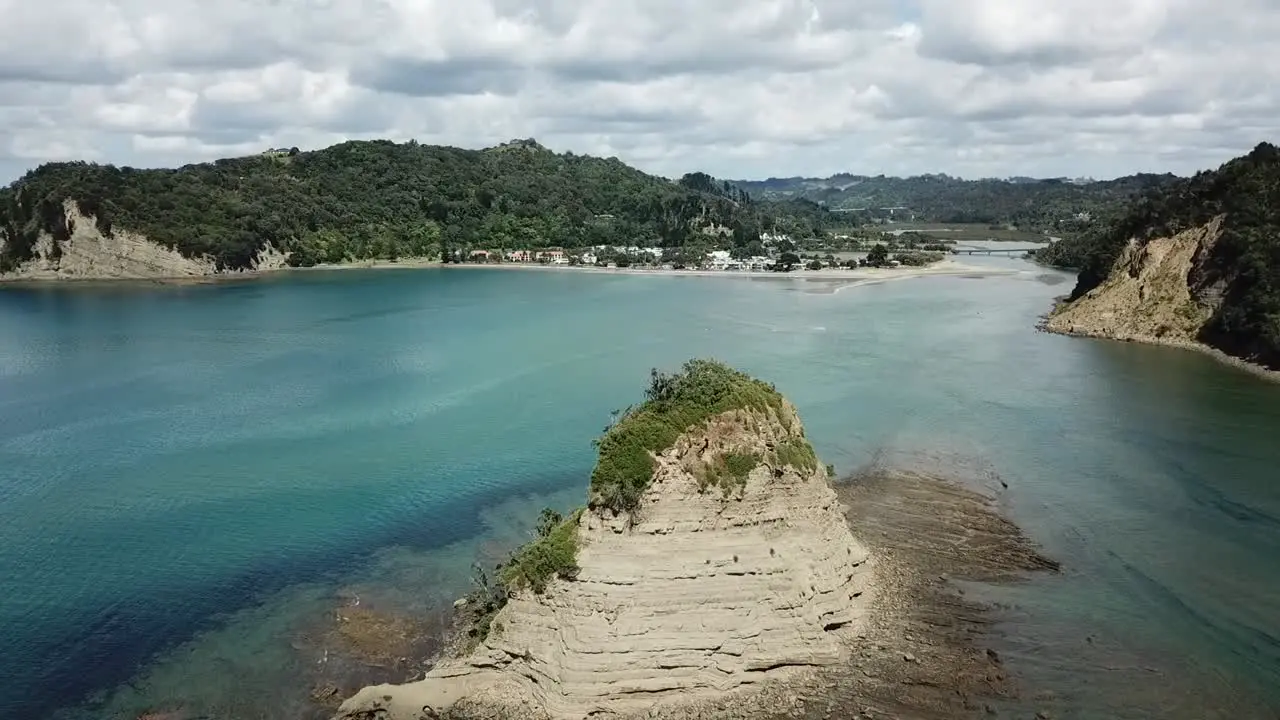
[0,200,287,280]
[337,402,873,720]
[1044,217,1224,345]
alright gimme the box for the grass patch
[697,451,761,496]
[774,438,818,473]
[590,359,786,515]
[499,508,584,594]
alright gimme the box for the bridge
[950,247,1042,256]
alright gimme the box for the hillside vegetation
[734,172,1174,233]
[1045,142,1280,368]
[0,139,816,272]
[590,359,811,514]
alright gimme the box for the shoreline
[328,469,1058,720]
[1037,312,1280,383]
[435,258,1015,283]
[0,257,1018,289]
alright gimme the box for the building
[507,250,533,262]
[469,250,492,261]
[537,248,566,262]
[580,252,598,266]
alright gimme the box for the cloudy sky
[1,0,1276,183]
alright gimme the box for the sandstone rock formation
[0,200,288,280]
[337,399,873,720]
[1044,217,1224,345]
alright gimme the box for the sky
[1,0,1277,183]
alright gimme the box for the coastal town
[454,232,950,272]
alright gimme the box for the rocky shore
[331,363,1059,720]
[1038,217,1280,381]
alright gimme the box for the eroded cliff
[337,364,873,720]
[0,200,288,280]
[1042,142,1280,370]
[1044,217,1223,344]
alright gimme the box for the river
[1,261,1277,719]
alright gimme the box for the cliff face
[0,200,288,280]
[338,401,873,720]
[1044,217,1223,344]
[1044,142,1280,370]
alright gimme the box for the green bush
[774,438,818,473]
[499,508,584,594]
[697,451,761,496]
[590,359,786,514]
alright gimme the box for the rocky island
[338,360,872,719]
[334,361,1056,720]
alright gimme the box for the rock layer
[0,200,289,280]
[337,403,874,720]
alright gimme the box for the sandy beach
[434,258,1013,284]
[2,252,1020,289]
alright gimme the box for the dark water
[1,265,1277,719]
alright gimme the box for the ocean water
[1,264,1277,719]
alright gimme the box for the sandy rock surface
[337,404,873,720]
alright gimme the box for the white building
[706,250,733,270]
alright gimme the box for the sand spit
[438,259,1015,284]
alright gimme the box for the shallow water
[1,263,1278,719]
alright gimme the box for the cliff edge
[1043,217,1223,345]
[0,200,288,280]
[1041,142,1280,371]
[336,361,873,720]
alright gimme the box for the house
[507,249,533,262]
[537,248,566,262]
[469,250,492,261]
[706,250,733,270]
[580,252,598,266]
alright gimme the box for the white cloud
[0,0,1276,182]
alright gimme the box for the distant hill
[1042,142,1280,369]
[732,172,1177,230]
[0,139,813,273]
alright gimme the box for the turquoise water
[1,265,1278,719]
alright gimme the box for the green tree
[867,243,889,266]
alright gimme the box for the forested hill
[1043,142,1280,368]
[0,139,811,272]
[733,172,1175,231]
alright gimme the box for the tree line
[0,138,830,272]
[734,172,1177,233]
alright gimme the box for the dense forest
[0,139,824,272]
[733,172,1176,232]
[1045,142,1280,367]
